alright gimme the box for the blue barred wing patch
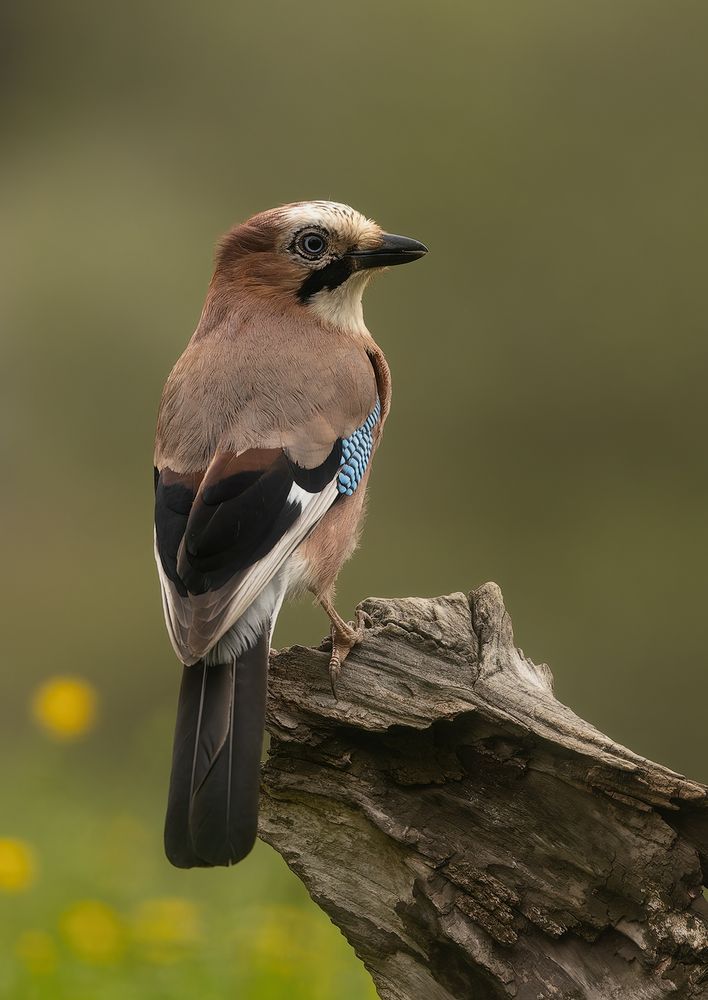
[337,398,381,496]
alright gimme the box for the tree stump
[259,583,708,999]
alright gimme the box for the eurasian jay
[154,201,427,867]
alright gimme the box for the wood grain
[260,583,708,999]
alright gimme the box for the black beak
[348,232,428,270]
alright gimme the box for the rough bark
[259,583,708,999]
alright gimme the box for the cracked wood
[259,583,708,1000]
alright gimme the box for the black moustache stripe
[297,257,354,303]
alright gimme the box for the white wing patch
[155,479,338,665]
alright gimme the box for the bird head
[212,201,427,332]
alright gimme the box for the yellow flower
[60,900,125,964]
[31,677,97,740]
[132,897,201,963]
[0,838,36,892]
[16,930,57,975]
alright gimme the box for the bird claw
[329,652,342,699]
[328,608,371,699]
[356,609,373,632]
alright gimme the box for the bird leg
[319,596,370,697]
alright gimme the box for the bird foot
[329,609,371,699]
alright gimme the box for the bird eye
[296,231,328,259]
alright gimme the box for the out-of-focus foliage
[2,1,707,996]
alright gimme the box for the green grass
[0,729,377,1000]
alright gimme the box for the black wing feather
[154,472,196,597]
[157,443,343,869]
[179,455,301,594]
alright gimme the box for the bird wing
[154,398,381,665]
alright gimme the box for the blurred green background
[2,1,707,996]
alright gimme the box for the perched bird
[154,200,427,868]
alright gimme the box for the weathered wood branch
[259,584,708,999]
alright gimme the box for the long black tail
[164,629,269,868]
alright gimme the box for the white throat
[307,272,372,335]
